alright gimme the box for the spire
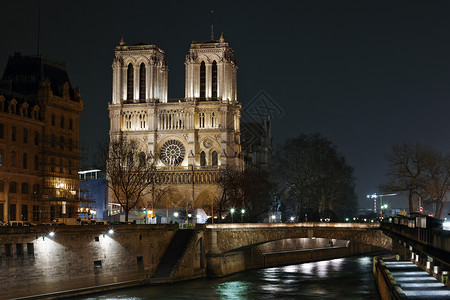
[219,32,226,43]
[119,36,125,46]
[210,10,214,40]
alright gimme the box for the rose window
[160,140,186,166]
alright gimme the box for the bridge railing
[205,222,380,230]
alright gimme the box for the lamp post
[241,208,245,223]
[230,208,235,222]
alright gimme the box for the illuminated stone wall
[0,225,177,299]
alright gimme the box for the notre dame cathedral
[108,33,243,217]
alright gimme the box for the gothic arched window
[200,151,206,166]
[200,61,206,99]
[212,61,217,98]
[127,63,134,100]
[212,151,218,166]
[199,112,205,128]
[138,152,146,167]
[139,63,146,100]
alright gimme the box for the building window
[200,61,206,99]
[5,244,12,257]
[199,112,205,128]
[9,204,16,221]
[34,131,39,145]
[32,206,40,222]
[0,149,3,166]
[60,136,64,150]
[16,243,24,256]
[23,128,28,143]
[60,116,64,128]
[51,134,55,148]
[34,154,39,170]
[22,182,29,194]
[0,123,3,139]
[9,182,17,193]
[51,158,55,172]
[212,60,217,98]
[139,63,146,100]
[200,151,206,166]
[23,153,27,169]
[33,184,40,195]
[11,151,16,168]
[0,181,3,192]
[127,63,134,100]
[51,114,55,125]
[12,126,16,141]
[60,158,63,173]
[69,118,73,130]
[212,151,218,166]
[126,115,132,129]
[27,243,34,255]
[21,205,28,221]
[139,114,145,129]
[69,138,73,151]
[211,112,217,128]
[68,160,72,174]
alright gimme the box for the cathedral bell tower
[112,38,168,104]
[185,33,237,102]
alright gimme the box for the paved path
[384,260,450,299]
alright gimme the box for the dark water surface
[81,257,380,300]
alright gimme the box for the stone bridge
[205,222,392,254]
[200,223,392,277]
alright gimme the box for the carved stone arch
[209,54,221,64]
[8,98,17,114]
[20,102,29,117]
[31,105,40,120]
[196,54,210,64]
[196,190,217,209]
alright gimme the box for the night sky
[2,1,450,214]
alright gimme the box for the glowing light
[108,229,114,235]
[174,212,179,217]
[290,216,295,222]
[230,208,235,214]
[443,221,450,230]
[48,232,55,237]
[271,215,276,220]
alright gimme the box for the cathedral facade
[108,34,242,213]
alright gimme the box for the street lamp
[271,215,276,222]
[241,208,245,223]
[230,208,235,222]
[290,216,295,222]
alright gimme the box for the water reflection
[216,281,251,300]
[79,257,380,300]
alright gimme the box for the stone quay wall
[0,225,178,299]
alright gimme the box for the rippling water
[81,257,380,300]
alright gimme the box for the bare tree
[101,133,157,222]
[275,133,357,219]
[216,167,246,219]
[383,143,433,213]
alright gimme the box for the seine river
[82,257,380,299]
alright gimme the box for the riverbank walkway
[383,260,450,299]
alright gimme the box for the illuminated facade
[0,53,83,223]
[108,34,243,215]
